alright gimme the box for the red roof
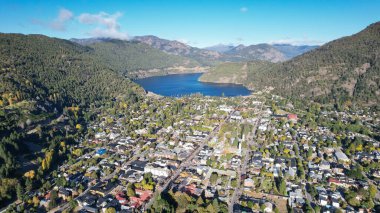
[328,178,341,184]
[45,192,51,200]
[116,192,127,201]
[287,114,298,120]
[135,189,153,201]
[129,197,143,208]
[184,184,196,195]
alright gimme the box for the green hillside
[0,33,143,183]
[199,61,273,84]
[85,39,200,75]
[201,22,380,106]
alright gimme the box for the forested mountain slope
[0,33,143,187]
[201,22,380,105]
[0,34,143,106]
[199,61,273,84]
[82,39,201,76]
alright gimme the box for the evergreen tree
[279,178,287,196]
[16,183,24,201]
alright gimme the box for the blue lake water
[134,73,251,97]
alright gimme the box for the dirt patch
[367,80,377,87]
[355,63,370,75]
[318,67,328,75]
[310,87,329,96]
[244,191,288,213]
[341,78,357,96]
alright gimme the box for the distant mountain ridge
[134,36,319,63]
[204,44,235,53]
[223,43,287,62]
[132,35,222,66]
[272,44,319,59]
[71,36,319,67]
[206,43,319,62]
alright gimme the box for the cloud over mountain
[78,11,128,40]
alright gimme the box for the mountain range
[1,21,378,114]
[67,36,319,78]
[132,35,319,63]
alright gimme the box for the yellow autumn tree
[33,196,40,207]
[356,144,363,152]
[24,170,35,179]
[41,159,48,171]
[72,148,83,157]
[60,141,66,148]
[75,124,82,130]
[42,150,55,171]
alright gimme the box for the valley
[0,5,379,213]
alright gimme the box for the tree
[274,206,280,213]
[196,196,205,206]
[313,205,321,213]
[260,203,266,212]
[16,183,24,201]
[206,203,215,212]
[152,194,173,212]
[305,201,313,213]
[210,172,218,185]
[174,192,190,210]
[369,184,377,198]
[347,164,365,180]
[49,190,58,209]
[212,198,220,212]
[33,196,40,207]
[231,178,238,188]
[260,178,273,193]
[105,207,116,213]
[24,170,35,179]
[126,183,136,197]
[307,148,313,159]
[232,138,239,148]
[279,178,287,196]
[25,178,33,192]
[69,199,78,209]
[362,198,374,209]
[56,176,67,187]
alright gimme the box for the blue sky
[1,0,379,47]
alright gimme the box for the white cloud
[50,8,73,31]
[78,11,128,39]
[270,37,325,46]
[32,8,73,31]
[240,7,248,13]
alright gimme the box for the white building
[144,165,171,177]
[335,149,350,162]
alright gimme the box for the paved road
[228,102,264,213]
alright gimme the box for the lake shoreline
[129,66,209,79]
[134,73,251,97]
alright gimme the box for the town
[5,92,380,213]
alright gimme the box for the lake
[134,73,251,97]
